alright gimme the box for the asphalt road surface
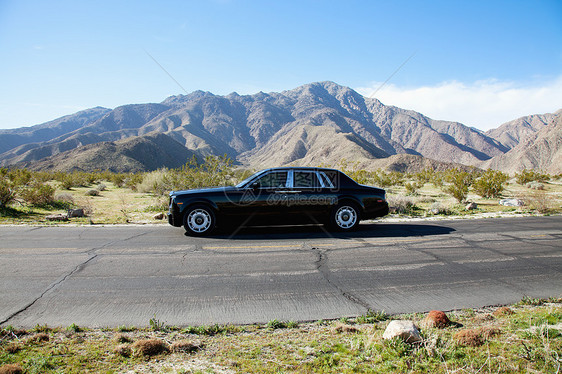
[1,216,561,328]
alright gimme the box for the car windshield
[235,170,267,188]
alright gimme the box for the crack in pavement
[0,232,143,326]
[0,253,99,325]
[309,245,372,311]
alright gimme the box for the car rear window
[294,171,321,188]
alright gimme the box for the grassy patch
[1,170,562,225]
[1,300,561,373]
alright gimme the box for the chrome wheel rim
[187,209,212,233]
[335,206,357,229]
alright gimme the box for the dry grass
[331,322,361,333]
[0,364,23,374]
[131,338,170,357]
[113,343,132,357]
[1,173,561,225]
[454,328,485,346]
[1,300,561,373]
[493,306,515,316]
[171,340,201,353]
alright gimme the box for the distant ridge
[16,133,199,173]
[483,113,562,175]
[1,81,559,173]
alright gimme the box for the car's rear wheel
[184,205,216,236]
[329,202,360,231]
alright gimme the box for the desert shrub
[430,170,446,188]
[428,202,451,215]
[55,193,74,204]
[372,169,404,187]
[404,180,423,195]
[6,168,32,186]
[85,189,99,196]
[414,168,435,185]
[160,155,234,193]
[136,169,168,195]
[526,181,545,190]
[472,169,509,198]
[515,169,550,185]
[522,190,553,213]
[96,183,107,191]
[444,169,474,203]
[118,173,142,190]
[58,174,75,190]
[111,173,126,187]
[0,178,17,208]
[54,172,91,189]
[336,160,370,184]
[388,195,418,215]
[19,182,56,205]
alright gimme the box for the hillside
[485,111,561,149]
[16,133,198,173]
[1,81,559,173]
[483,114,562,175]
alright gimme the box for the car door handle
[275,190,301,194]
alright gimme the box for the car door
[221,170,290,224]
[287,170,337,222]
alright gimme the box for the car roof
[258,166,340,173]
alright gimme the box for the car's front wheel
[184,205,216,236]
[329,202,360,231]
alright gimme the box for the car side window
[320,171,339,189]
[255,171,288,188]
[294,171,321,188]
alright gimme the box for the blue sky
[0,0,561,131]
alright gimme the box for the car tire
[329,202,360,231]
[183,205,216,236]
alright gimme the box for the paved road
[0,216,561,328]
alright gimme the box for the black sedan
[168,167,389,236]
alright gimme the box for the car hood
[169,186,238,196]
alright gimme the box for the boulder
[382,320,421,343]
[499,198,524,207]
[46,214,68,222]
[67,208,85,218]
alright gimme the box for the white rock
[499,198,524,207]
[383,320,422,343]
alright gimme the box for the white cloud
[356,76,562,131]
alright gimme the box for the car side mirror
[251,182,261,190]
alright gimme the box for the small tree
[472,169,509,198]
[0,178,17,208]
[444,169,474,203]
[515,169,550,185]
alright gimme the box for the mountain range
[1,81,560,174]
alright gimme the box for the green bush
[19,183,56,205]
[444,169,474,203]
[472,169,509,198]
[372,169,404,187]
[404,181,424,195]
[515,169,550,185]
[161,155,234,193]
[0,178,17,207]
[85,189,100,196]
